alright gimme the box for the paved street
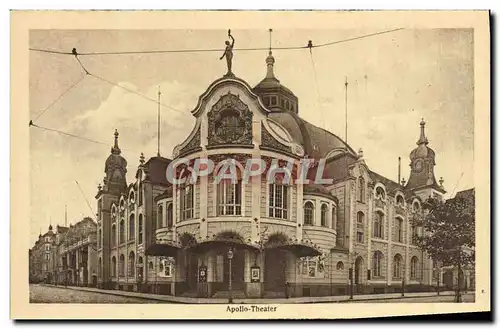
[29,284,164,303]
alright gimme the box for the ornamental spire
[111,129,121,155]
[417,118,429,145]
[265,28,277,80]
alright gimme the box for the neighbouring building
[29,226,56,283]
[58,217,98,287]
[92,50,460,298]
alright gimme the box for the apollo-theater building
[95,51,446,298]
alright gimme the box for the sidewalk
[40,284,466,304]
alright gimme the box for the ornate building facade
[94,52,450,298]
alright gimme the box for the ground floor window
[300,256,325,278]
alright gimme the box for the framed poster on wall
[251,266,260,283]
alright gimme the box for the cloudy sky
[29,28,474,244]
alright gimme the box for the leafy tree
[412,191,475,301]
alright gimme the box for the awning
[187,239,260,254]
[266,243,322,258]
[145,243,181,257]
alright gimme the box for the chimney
[398,157,401,184]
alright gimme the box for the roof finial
[358,148,363,158]
[269,28,273,53]
[139,152,145,165]
[439,177,444,186]
[417,118,429,145]
[112,129,121,155]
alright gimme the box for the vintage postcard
[11,10,490,319]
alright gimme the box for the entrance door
[186,253,198,290]
[264,249,286,292]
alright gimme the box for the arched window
[138,256,144,279]
[269,183,288,219]
[357,211,364,224]
[129,191,135,204]
[148,261,154,270]
[304,201,314,226]
[358,177,365,202]
[376,186,386,200]
[373,211,384,239]
[111,256,116,277]
[119,219,125,244]
[157,204,163,229]
[332,207,337,229]
[410,256,419,279]
[111,224,117,247]
[119,254,125,276]
[411,223,419,245]
[321,204,328,227]
[138,214,143,245]
[393,254,402,278]
[372,251,383,277]
[129,214,135,241]
[396,195,404,207]
[336,261,344,270]
[396,218,403,242]
[166,203,173,228]
[413,202,420,212]
[128,251,135,277]
[180,184,194,221]
[218,178,242,215]
[159,261,164,273]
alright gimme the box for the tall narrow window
[218,179,242,215]
[180,184,194,221]
[166,203,173,228]
[157,205,163,229]
[410,256,419,279]
[396,195,404,207]
[111,257,116,277]
[119,219,125,244]
[357,211,364,224]
[372,251,383,277]
[321,204,328,227]
[304,201,314,225]
[129,214,135,241]
[396,218,403,242]
[358,177,365,202]
[138,214,143,245]
[98,229,102,248]
[393,254,402,278]
[411,223,419,245]
[332,207,337,229]
[269,184,288,219]
[111,224,117,247]
[119,254,125,277]
[128,251,135,277]
[373,212,384,239]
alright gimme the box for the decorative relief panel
[179,126,201,156]
[207,91,253,147]
[260,123,292,154]
[375,198,385,209]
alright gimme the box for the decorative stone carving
[179,126,201,155]
[260,123,292,153]
[207,91,253,146]
[375,198,385,209]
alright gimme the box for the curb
[37,284,467,304]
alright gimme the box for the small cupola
[252,30,299,114]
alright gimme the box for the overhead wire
[29,28,404,57]
[32,73,87,122]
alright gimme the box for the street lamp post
[228,247,233,304]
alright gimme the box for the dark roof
[154,186,173,202]
[369,170,403,196]
[454,188,475,200]
[144,156,172,186]
[268,110,356,160]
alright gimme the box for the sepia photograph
[10,10,490,319]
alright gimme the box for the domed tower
[405,119,446,200]
[103,129,127,194]
[252,50,299,113]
